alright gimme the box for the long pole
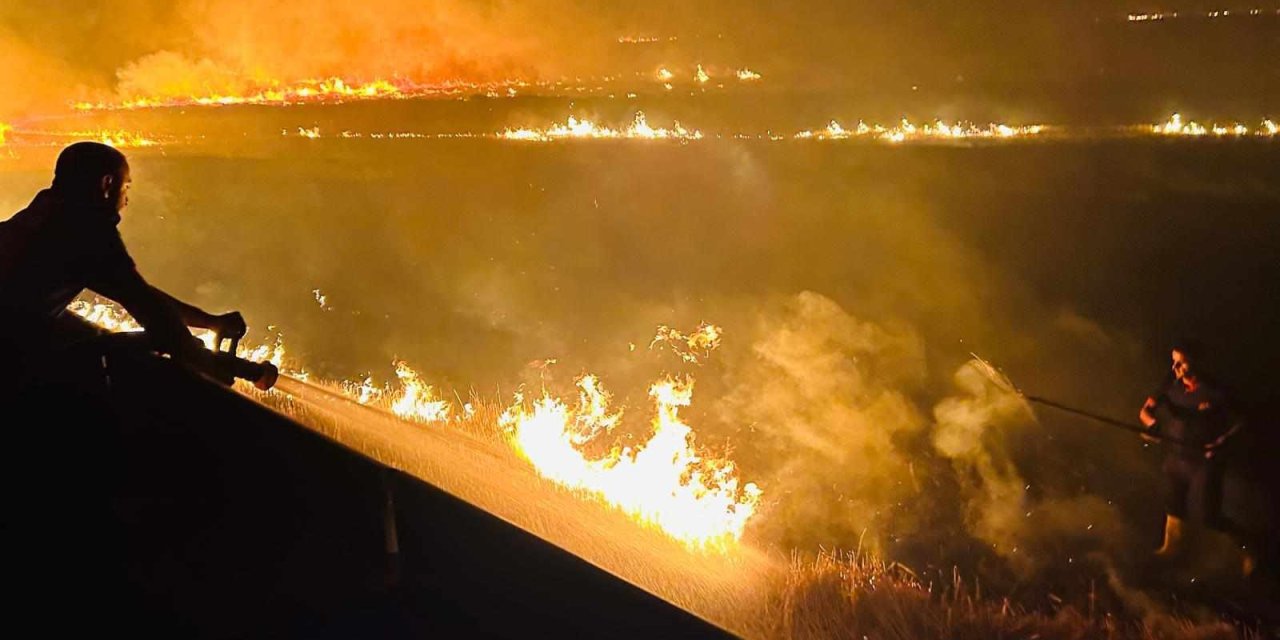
[1023,394,1193,448]
[967,354,1196,449]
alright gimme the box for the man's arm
[149,285,245,336]
[84,225,243,352]
[1205,393,1246,459]
[88,266,201,358]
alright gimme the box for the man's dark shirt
[0,189,187,356]
[0,189,137,326]
[1154,376,1233,459]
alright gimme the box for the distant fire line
[6,115,1278,152]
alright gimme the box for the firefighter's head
[1170,338,1205,383]
[52,142,131,213]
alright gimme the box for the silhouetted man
[0,142,256,627]
[1139,341,1247,566]
[0,141,244,382]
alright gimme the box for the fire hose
[207,327,279,391]
[80,327,278,391]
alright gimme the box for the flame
[500,374,761,548]
[788,119,1049,142]
[656,67,675,82]
[694,65,711,84]
[500,112,702,142]
[0,127,162,150]
[342,376,386,405]
[74,75,694,112]
[68,296,288,369]
[75,77,407,111]
[1154,113,1207,136]
[736,69,762,81]
[65,295,761,547]
[389,360,451,423]
[795,119,1043,142]
[67,298,144,332]
[1153,114,1278,138]
[68,130,158,148]
[650,323,723,364]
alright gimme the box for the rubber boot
[1154,514,1184,557]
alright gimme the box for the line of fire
[1,2,1278,638]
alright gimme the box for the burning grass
[237,385,1259,639]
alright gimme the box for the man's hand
[1204,435,1228,460]
[1139,396,1161,443]
[210,311,247,339]
[1139,396,1159,427]
[170,334,215,368]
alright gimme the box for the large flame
[500,374,761,548]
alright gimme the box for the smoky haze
[2,0,1279,619]
[2,1,1277,119]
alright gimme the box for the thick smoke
[0,29,92,118]
[716,291,1137,579]
[716,292,928,554]
[0,0,600,118]
[114,0,558,98]
[932,360,1129,575]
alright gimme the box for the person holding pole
[1139,340,1246,562]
